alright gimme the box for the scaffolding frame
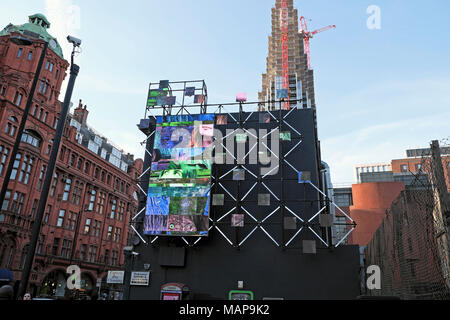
[133,80,356,252]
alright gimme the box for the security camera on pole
[17,36,82,299]
[67,35,82,47]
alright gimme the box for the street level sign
[107,271,125,284]
[130,272,150,286]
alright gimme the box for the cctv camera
[67,35,82,47]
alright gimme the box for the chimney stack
[73,99,89,126]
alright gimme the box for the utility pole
[430,140,450,288]
[430,141,450,226]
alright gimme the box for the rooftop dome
[28,13,51,28]
[0,13,64,59]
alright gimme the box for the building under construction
[259,0,334,111]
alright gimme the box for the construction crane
[299,16,336,70]
[280,0,290,110]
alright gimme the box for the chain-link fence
[365,138,450,299]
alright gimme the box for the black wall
[130,239,360,300]
[131,108,360,300]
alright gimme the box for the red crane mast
[281,0,290,110]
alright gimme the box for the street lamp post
[0,36,48,208]
[123,248,133,300]
[17,37,81,299]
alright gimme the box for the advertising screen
[144,114,214,236]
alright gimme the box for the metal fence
[365,139,450,299]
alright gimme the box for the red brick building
[365,188,450,298]
[0,14,142,299]
[392,152,450,192]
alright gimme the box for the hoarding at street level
[144,114,214,236]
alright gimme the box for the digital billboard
[144,114,214,236]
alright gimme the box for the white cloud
[45,0,81,96]
[45,0,79,59]
[319,76,450,185]
[322,111,450,185]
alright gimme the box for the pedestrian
[23,292,32,300]
[0,281,14,300]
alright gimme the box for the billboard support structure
[145,80,209,117]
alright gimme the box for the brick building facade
[391,152,450,192]
[0,14,142,299]
[365,188,450,298]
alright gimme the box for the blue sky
[1,0,449,184]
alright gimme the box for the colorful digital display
[159,80,169,89]
[277,89,288,99]
[144,114,215,236]
[146,88,177,108]
[280,131,291,141]
[232,214,244,227]
[185,87,195,96]
[194,94,204,104]
[147,88,168,107]
[216,115,227,125]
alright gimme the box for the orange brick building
[347,182,405,246]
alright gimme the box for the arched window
[5,116,18,137]
[14,91,24,106]
[21,130,42,148]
